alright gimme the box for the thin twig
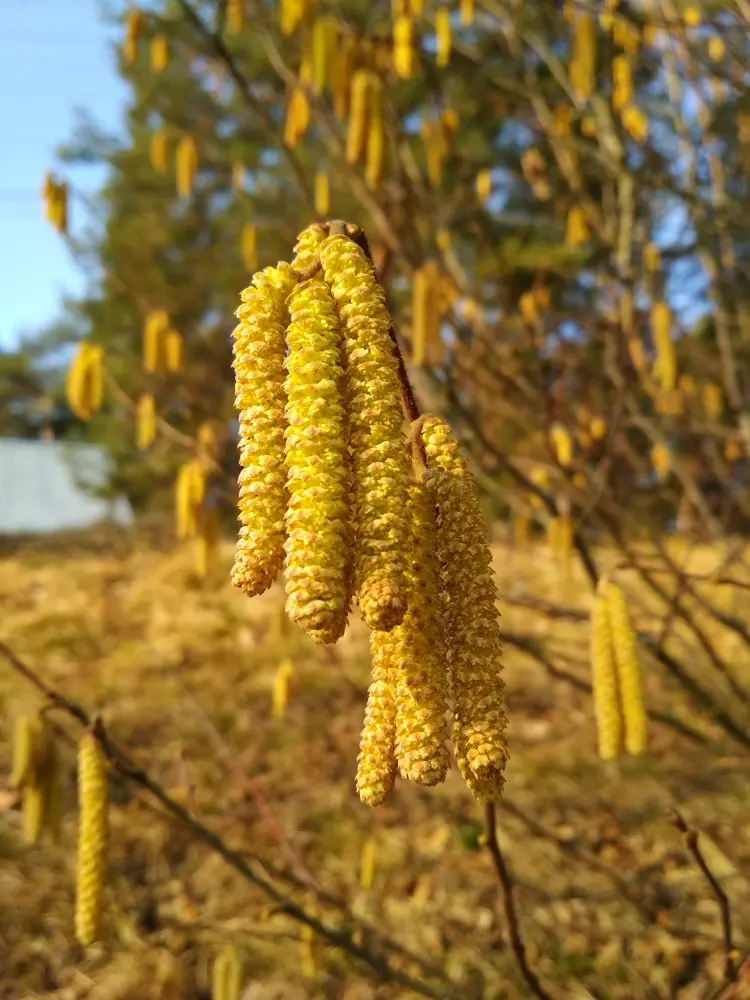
[484,804,554,1000]
[670,809,738,982]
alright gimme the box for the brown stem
[670,810,738,983]
[484,804,554,1000]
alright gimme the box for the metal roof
[0,438,133,535]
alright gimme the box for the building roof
[0,438,133,535]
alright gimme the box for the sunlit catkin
[703,381,723,420]
[165,328,183,372]
[143,309,169,373]
[66,343,104,421]
[393,16,415,80]
[75,731,109,947]
[227,0,244,35]
[476,168,492,202]
[232,263,297,597]
[436,8,452,67]
[365,80,385,191]
[591,586,622,761]
[460,0,475,26]
[651,300,676,391]
[392,481,450,786]
[124,8,146,65]
[10,714,44,789]
[346,70,372,165]
[283,87,310,147]
[312,16,337,94]
[356,634,398,805]
[292,223,325,273]
[319,234,411,631]
[570,12,596,101]
[284,278,352,643]
[420,417,507,802]
[175,459,205,540]
[550,423,573,467]
[175,135,198,198]
[212,944,243,1000]
[604,582,647,756]
[360,835,378,888]
[136,394,157,451]
[150,34,169,73]
[565,205,590,246]
[150,130,169,173]
[314,172,330,216]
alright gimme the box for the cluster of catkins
[231,222,507,805]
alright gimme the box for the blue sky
[0,1,126,350]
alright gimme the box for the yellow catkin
[165,328,183,372]
[346,70,372,165]
[703,382,723,420]
[143,309,169,372]
[283,278,352,643]
[356,634,398,805]
[136,394,157,451]
[312,16,337,94]
[175,135,198,198]
[150,34,169,73]
[651,300,676,391]
[175,459,205,540]
[332,37,354,119]
[75,731,109,947]
[436,8,451,67]
[650,443,671,480]
[292,223,326,274]
[565,205,589,246]
[393,15,415,80]
[360,836,378,888]
[644,242,660,272]
[227,0,244,34]
[604,582,647,756]
[420,417,508,802]
[392,480,450,786]
[590,586,622,761]
[232,263,297,597]
[314,172,330,216]
[365,81,385,191]
[411,265,430,366]
[612,54,633,112]
[570,13,596,102]
[150,130,169,173]
[124,8,146,65]
[197,421,218,459]
[589,416,607,440]
[283,86,310,147]
[213,944,243,1000]
[476,168,492,202]
[300,924,316,977]
[550,423,573,466]
[460,0,474,26]
[66,343,104,420]
[319,234,411,631]
[272,658,293,720]
[708,36,725,62]
[621,104,648,142]
[10,715,44,789]
[240,223,258,271]
[280,0,309,37]
[23,784,46,845]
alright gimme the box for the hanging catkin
[319,234,411,631]
[124,8,146,65]
[393,15,415,79]
[149,130,169,173]
[292,223,325,273]
[175,135,198,198]
[312,16,337,94]
[283,87,310,147]
[565,205,589,246]
[702,381,723,420]
[460,0,475,27]
[75,730,109,947]
[272,658,294,720]
[570,13,596,102]
[240,223,258,271]
[356,632,398,805]
[476,168,492,202]
[136,394,157,451]
[332,37,354,119]
[612,54,633,112]
[590,584,622,760]
[314,171,330,215]
[212,944,243,1000]
[420,416,508,802]
[232,264,297,597]
[66,343,104,420]
[604,582,647,756]
[165,328,183,372]
[550,423,573,466]
[436,8,451,67]
[411,262,441,366]
[651,300,676,391]
[175,459,205,540]
[391,480,450,786]
[346,70,373,165]
[283,277,352,643]
[227,0,244,34]
[364,78,385,190]
[150,34,169,73]
[143,309,169,373]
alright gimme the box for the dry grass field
[1,531,748,999]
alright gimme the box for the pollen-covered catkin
[283,278,352,643]
[292,224,325,274]
[591,585,622,761]
[420,417,508,801]
[604,582,647,755]
[212,944,243,1000]
[356,635,398,805]
[231,263,297,597]
[75,731,109,947]
[392,480,450,786]
[319,234,411,631]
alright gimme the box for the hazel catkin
[319,234,411,631]
[420,416,508,802]
[232,263,297,597]
[75,730,109,947]
[590,585,622,761]
[283,277,352,643]
[604,582,647,756]
[356,634,398,806]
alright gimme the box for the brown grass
[0,534,748,999]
